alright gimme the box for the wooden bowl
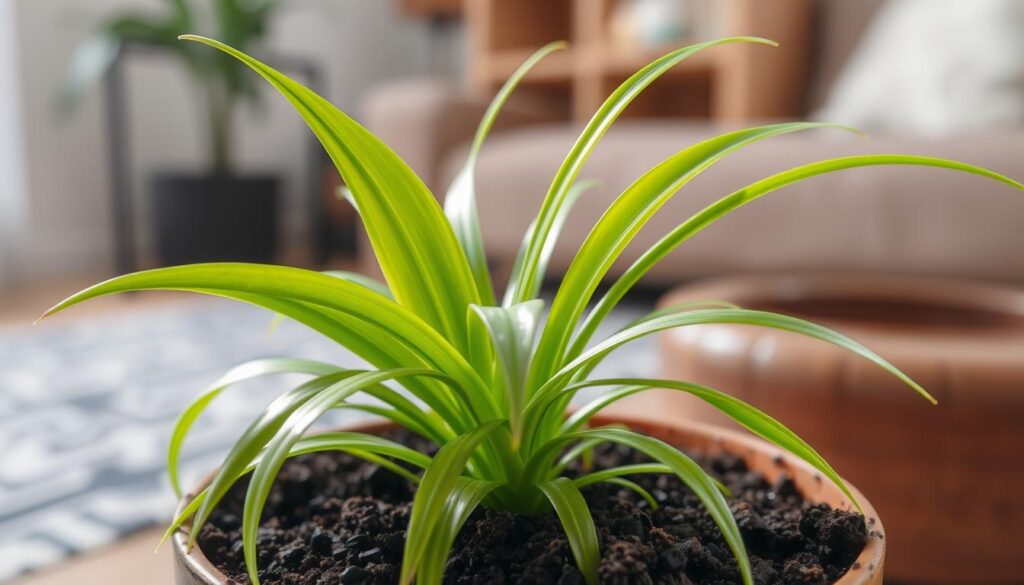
[173,416,884,584]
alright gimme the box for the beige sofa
[362,0,1024,284]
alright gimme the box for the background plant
[62,0,281,173]
[46,35,1023,585]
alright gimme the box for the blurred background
[1,1,1022,584]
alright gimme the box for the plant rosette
[45,34,1022,585]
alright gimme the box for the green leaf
[600,477,659,510]
[506,36,775,306]
[573,463,672,489]
[294,430,432,472]
[41,263,496,422]
[188,371,356,549]
[469,300,544,445]
[445,165,497,307]
[560,385,650,433]
[323,270,393,299]
[416,478,501,585]
[348,384,454,444]
[446,41,567,305]
[574,154,1024,353]
[615,300,739,334]
[180,34,481,350]
[552,437,604,477]
[536,478,600,585]
[531,308,935,419]
[528,428,752,585]
[167,358,342,497]
[160,430,430,548]
[531,122,848,390]
[287,299,473,427]
[530,300,741,448]
[564,377,861,512]
[225,290,474,434]
[401,420,506,585]
[337,404,438,445]
[243,368,450,585]
[572,464,727,506]
[503,179,599,306]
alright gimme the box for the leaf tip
[744,36,779,47]
[820,123,867,138]
[154,527,174,554]
[37,299,69,323]
[178,35,225,52]
[912,381,938,405]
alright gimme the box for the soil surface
[197,430,867,585]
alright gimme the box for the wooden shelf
[466,0,812,124]
[479,47,578,85]
[588,42,718,76]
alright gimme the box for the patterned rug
[0,296,654,580]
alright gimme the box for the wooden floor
[8,528,173,585]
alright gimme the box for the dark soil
[197,429,867,585]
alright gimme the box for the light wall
[4,0,451,288]
[0,0,28,288]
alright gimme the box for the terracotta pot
[641,273,1024,584]
[172,416,885,584]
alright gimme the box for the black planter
[151,173,278,266]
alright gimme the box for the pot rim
[172,416,884,584]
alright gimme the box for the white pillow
[815,0,1024,135]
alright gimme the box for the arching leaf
[506,36,775,306]
[401,420,506,584]
[416,478,501,585]
[470,300,544,444]
[446,41,567,305]
[537,478,600,585]
[180,34,481,350]
[573,155,1024,353]
[527,428,751,585]
[532,123,850,388]
[167,358,342,496]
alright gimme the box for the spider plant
[45,35,1022,585]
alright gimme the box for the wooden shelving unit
[465,0,813,124]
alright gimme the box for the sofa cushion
[814,0,1024,134]
[447,121,1024,283]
